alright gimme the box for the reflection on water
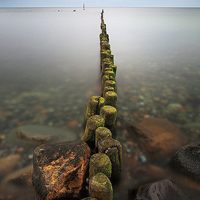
[0,7,200,200]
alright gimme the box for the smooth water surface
[0,7,200,200]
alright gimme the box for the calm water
[0,7,200,200]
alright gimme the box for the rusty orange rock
[128,118,188,162]
[32,140,91,200]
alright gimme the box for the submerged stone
[128,118,188,162]
[130,179,188,200]
[32,140,91,200]
[11,125,78,144]
[0,154,21,178]
[170,142,200,185]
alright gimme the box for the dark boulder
[170,142,200,185]
[129,179,188,200]
[32,140,91,200]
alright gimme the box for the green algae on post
[98,138,122,181]
[100,33,109,42]
[110,65,117,74]
[101,75,110,96]
[100,41,110,51]
[89,173,113,200]
[104,70,115,80]
[100,105,117,130]
[103,86,115,98]
[95,127,112,151]
[89,153,112,179]
[101,50,111,62]
[101,60,112,73]
[105,80,116,91]
[105,91,118,108]
[83,115,105,149]
[85,96,105,122]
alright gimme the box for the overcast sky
[0,0,200,7]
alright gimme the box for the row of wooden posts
[81,10,122,200]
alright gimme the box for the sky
[0,0,200,8]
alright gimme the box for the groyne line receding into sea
[82,9,122,199]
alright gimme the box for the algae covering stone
[32,140,91,200]
[89,153,112,179]
[89,173,113,200]
[83,115,105,149]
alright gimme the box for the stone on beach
[32,140,91,200]
[128,118,188,162]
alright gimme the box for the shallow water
[0,7,200,200]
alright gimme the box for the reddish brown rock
[128,118,188,162]
[32,140,91,200]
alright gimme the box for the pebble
[138,155,147,163]
[66,120,79,127]
[17,147,24,153]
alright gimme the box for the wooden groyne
[82,9,122,199]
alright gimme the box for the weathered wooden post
[89,173,113,200]
[85,96,105,122]
[83,115,105,149]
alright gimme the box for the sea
[0,7,200,200]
